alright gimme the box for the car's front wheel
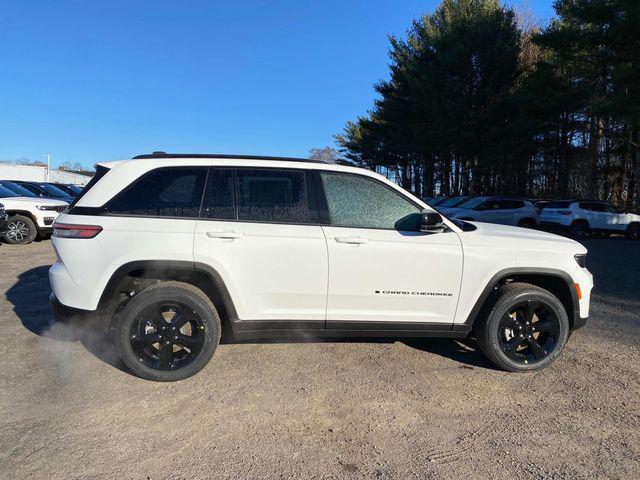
[4,215,37,244]
[114,281,221,381]
[475,282,569,372]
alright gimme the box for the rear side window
[236,169,309,223]
[498,200,524,209]
[107,167,207,218]
[545,201,572,209]
[320,172,421,230]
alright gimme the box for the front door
[318,171,463,326]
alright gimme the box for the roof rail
[132,152,326,163]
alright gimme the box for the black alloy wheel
[497,300,560,365]
[475,282,570,372]
[130,302,206,371]
[115,281,220,381]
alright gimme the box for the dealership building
[0,164,92,185]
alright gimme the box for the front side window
[107,167,207,218]
[236,169,309,223]
[320,172,421,230]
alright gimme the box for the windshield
[439,196,468,207]
[457,197,489,209]
[67,184,83,194]
[37,183,70,198]
[0,181,38,197]
[0,185,19,198]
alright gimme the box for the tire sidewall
[484,289,569,372]
[115,285,220,381]
[4,215,37,245]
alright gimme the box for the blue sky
[0,0,555,169]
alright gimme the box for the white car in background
[442,196,540,228]
[541,200,640,240]
[0,184,68,244]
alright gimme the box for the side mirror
[420,211,444,232]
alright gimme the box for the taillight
[558,210,572,215]
[53,223,103,238]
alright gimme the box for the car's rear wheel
[114,281,221,381]
[4,215,37,244]
[570,220,590,239]
[475,282,569,372]
[626,223,640,240]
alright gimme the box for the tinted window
[0,181,37,197]
[320,172,421,230]
[107,167,207,218]
[201,168,235,220]
[545,201,572,209]
[496,200,524,209]
[236,169,309,223]
[0,185,19,198]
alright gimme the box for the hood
[0,196,69,207]
[459,220,586,254]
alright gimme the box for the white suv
[541,200,640,239]
[0,183,69,244]
[440,196,540,228]
[49,153,593,381]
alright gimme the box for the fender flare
[98,260,239,320]
[458,267,580,331]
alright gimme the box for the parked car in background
[0,180,41,199]
[51,183,83,197]
[436,196,472,212]
[12,180,75,203]
[0,203,7,236]
[443,196,540,228]
[423,196,446,205]
[541,200,640,239]
[0,184,68,244]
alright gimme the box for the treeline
[335,0,640,208]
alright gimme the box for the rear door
[193,167,328,325]
[317,171,463,326]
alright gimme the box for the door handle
[206,231,244,239]
[335,236,368,244]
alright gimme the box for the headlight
[36,205,59,211]
[574,254,587,268]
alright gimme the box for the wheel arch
[4,210,36,222]
[98,260,238,333]
[463,267,579,331]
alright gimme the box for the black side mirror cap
[420,211,444,232]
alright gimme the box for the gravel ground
[0,238,639,479]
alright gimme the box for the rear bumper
[49,293,110,332]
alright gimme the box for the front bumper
[0,216,7,235]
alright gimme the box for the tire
[3,215,37,245]
[518,218,537,229]
[475,282,570,372]
[570,220,590,239]
[114,281,221,381]
[626,223,640,240]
